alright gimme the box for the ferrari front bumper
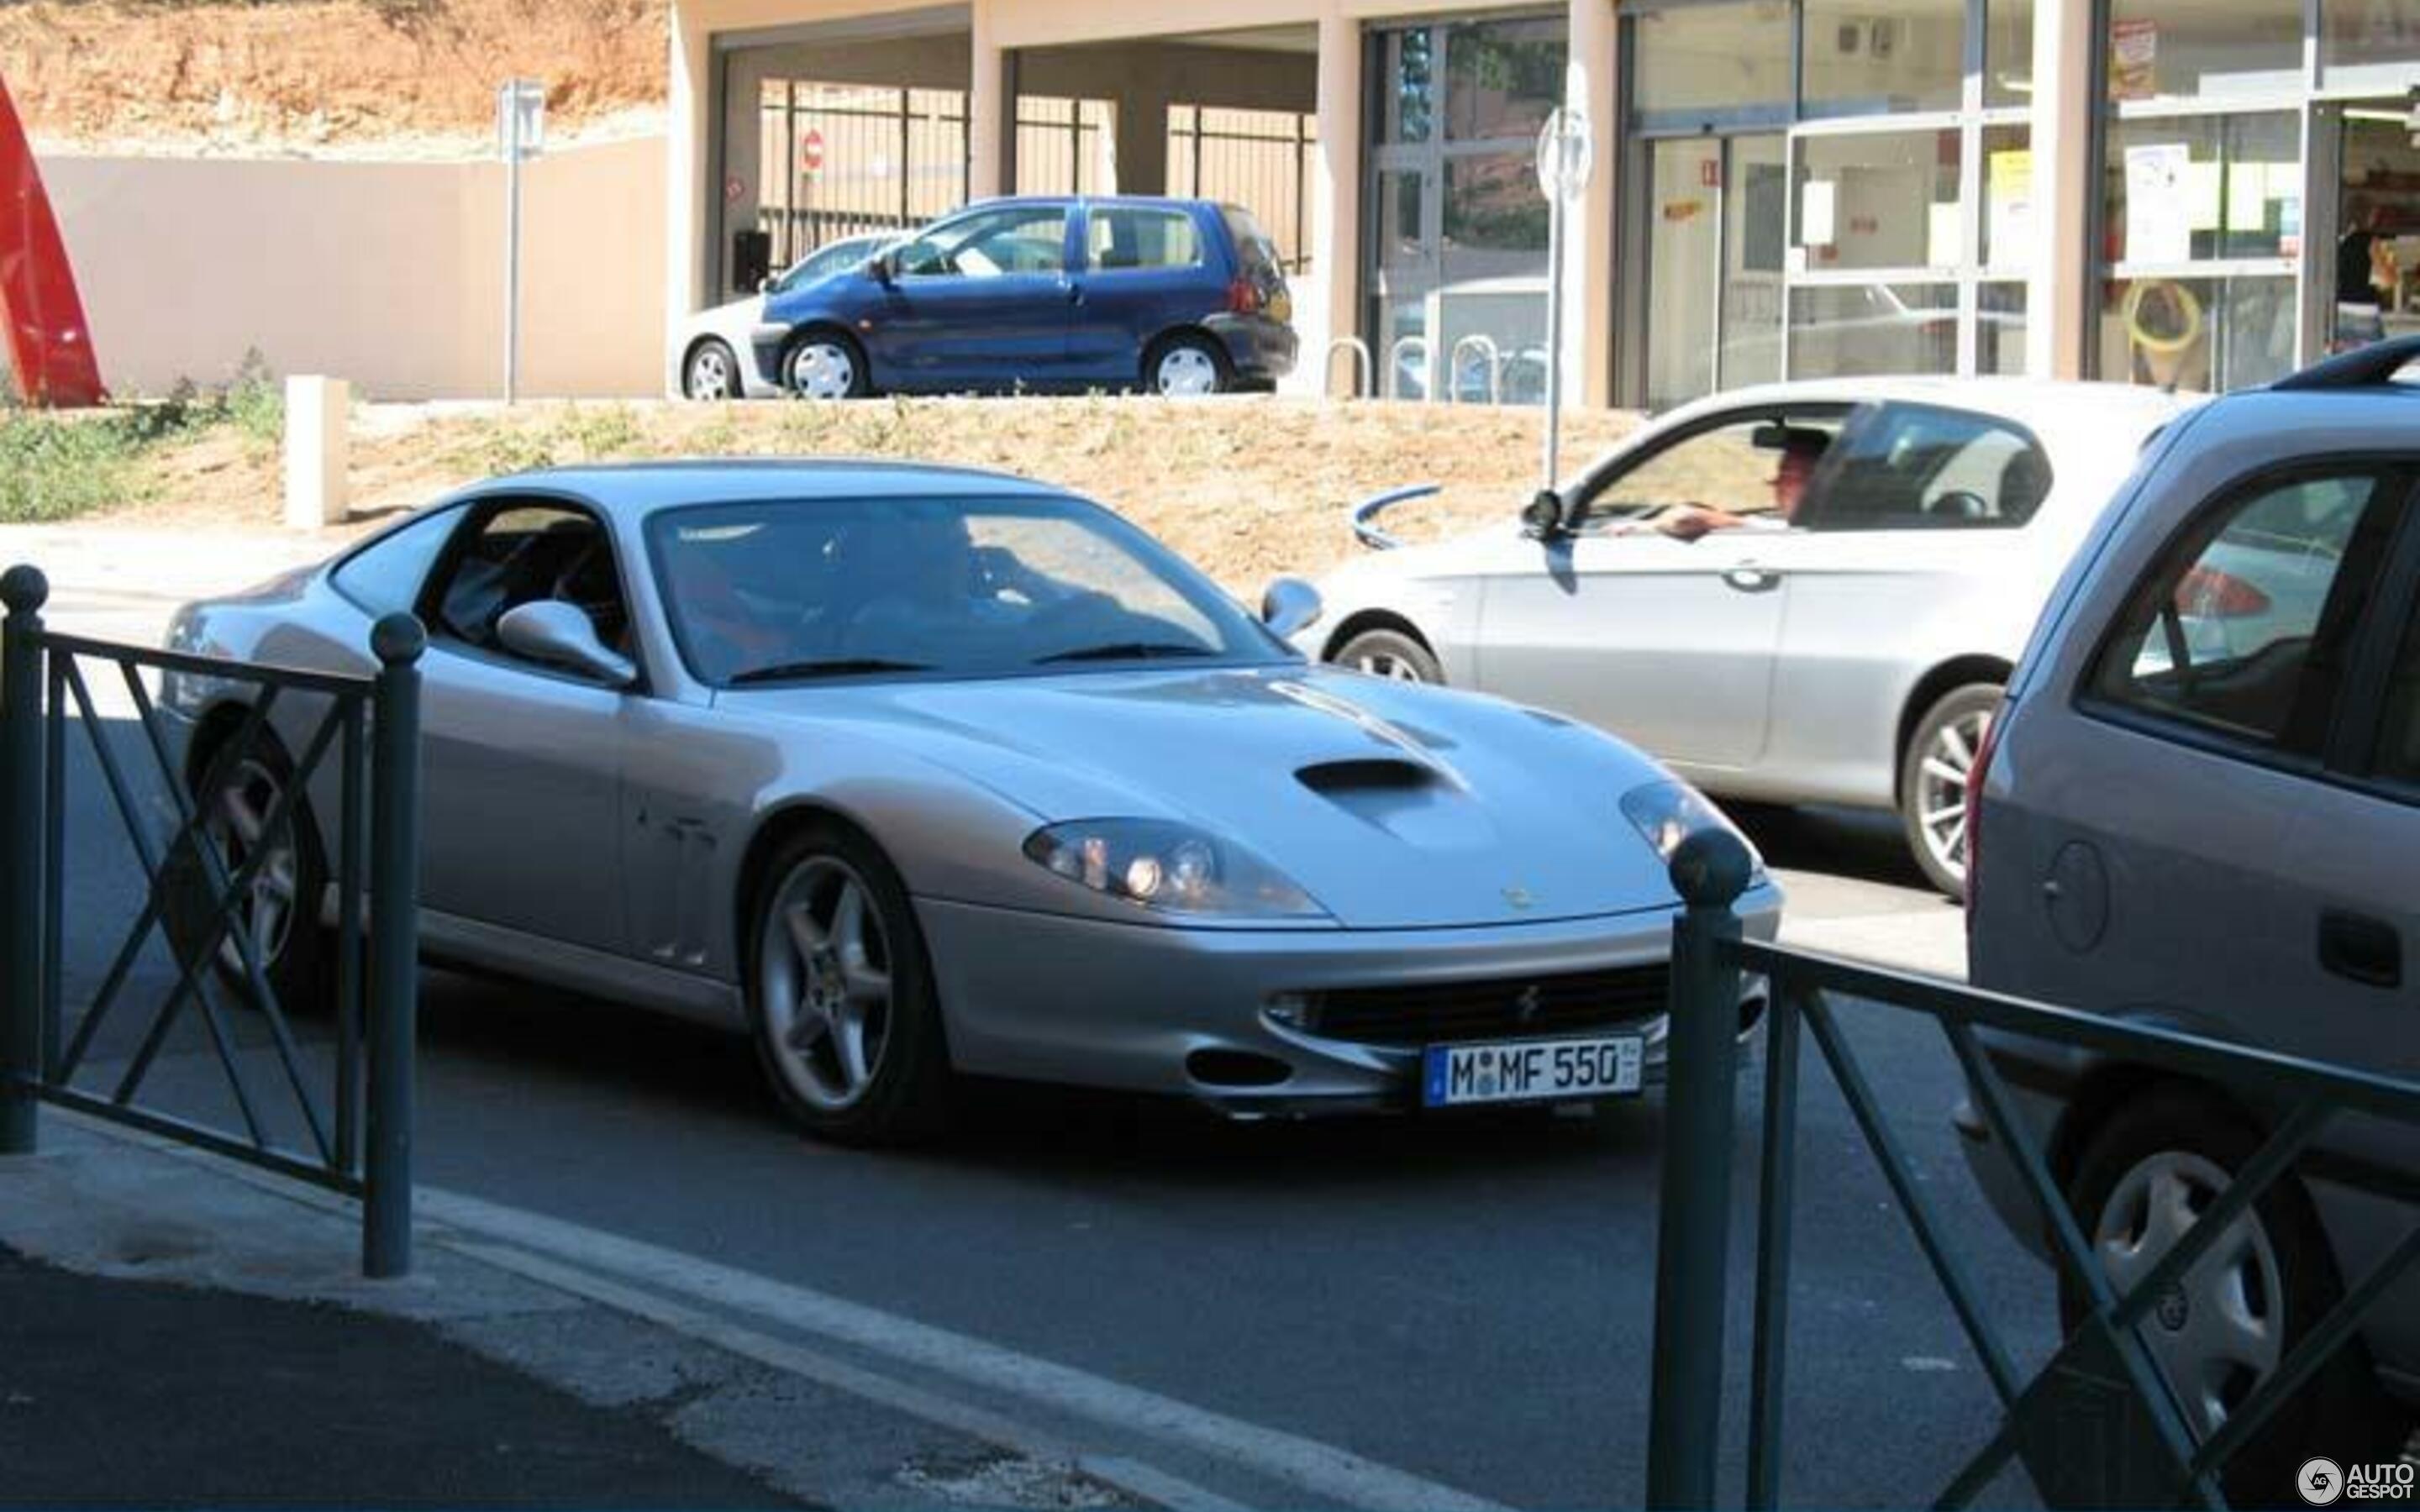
[914,885,1784,1114]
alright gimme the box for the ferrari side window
[430,504,629,661]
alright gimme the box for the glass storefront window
[2107,0,2304,105]
[1787,282,1961,376]
[1444,16,1566,142]
[1981,282,2030,373]
[1982,123,2034,272]
[2099,274,2298,389]
[1632,1,1795,125]
[1444,154,1550,280]
[1987,0,2036,108]
[2323,0,2420,91]
[2105,112,2302,264]
[1802,0,1965,118]
[1382,29,1434,145]
[1794,129,1965,271]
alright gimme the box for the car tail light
[2174,564,2271,618]
[1965,697,2008,921]
[1227,277,1264,316]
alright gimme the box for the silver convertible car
[161,462,1781,1142]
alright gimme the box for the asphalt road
[39,706,2054,1509]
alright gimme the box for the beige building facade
[670,0,2420,409]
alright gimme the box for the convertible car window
[648,495,1283,686]
[1576,412,1846,532]
[1797,404,2053,532]
[330,506,463,617]
[429,504,633,662]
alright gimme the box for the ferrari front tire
[747,820,955,1144]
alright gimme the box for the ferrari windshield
[647,494,1292,685]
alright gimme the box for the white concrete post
[1308,8,1364,398]
[1566,0,1619,409]
[282,376,350,530]
[970,0,1006,200]
[2028,0,2095,381]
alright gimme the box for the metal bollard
[1645,827,1754,1510]
[362,612,424,1278]
[0,566,46,1156]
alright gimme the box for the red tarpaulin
[0,76,104,407]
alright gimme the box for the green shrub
[0,412,151,523]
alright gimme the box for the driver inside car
[1640,427,1830,542]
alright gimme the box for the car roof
[457,459,1075,513]
[1652,375,2199,436]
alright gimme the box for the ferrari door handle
[1723,566,1781,594]
[2320,910,2402,990]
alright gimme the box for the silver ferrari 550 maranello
[161,460,1782,1142]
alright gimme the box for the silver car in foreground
[1962,340,2420,1494]
[1305,379,2196,896]
[162,461,1781,1142]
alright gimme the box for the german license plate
[1421,1035,1644,1109]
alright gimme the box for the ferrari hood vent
[1295,758,1444,795]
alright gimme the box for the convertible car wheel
[749,821,954,1144]
[683,339,740,402]
[187,733,332,1015]
[1334,627,1442,685]
[1900,682,1997,900]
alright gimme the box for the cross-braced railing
[0,564,426,1277]
[1646,829,2420,1509]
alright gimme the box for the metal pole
[1543,183,1565,491]
[503,87,522,407]
[0,565,48,1156]
[363,612,424,1278]
[1644,828,1754,1510]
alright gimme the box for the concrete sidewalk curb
[0,1110,1162,1511]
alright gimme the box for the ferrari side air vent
[1296,759,1439,795]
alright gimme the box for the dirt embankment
[109,396,1643,588]
[3,0,668,154]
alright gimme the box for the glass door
[1643,134,1788,410]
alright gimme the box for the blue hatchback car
[750,196,1297,399]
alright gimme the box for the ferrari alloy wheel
[188,734,331,1014]
[749,822,953,1143]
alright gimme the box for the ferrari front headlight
[1023,819,1328,920]
[1619,780,1766,881]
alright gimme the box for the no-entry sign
[801,128,826,174]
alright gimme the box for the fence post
[0,566,46,1157]
[362,612,424,1278]
[1646,828,1754,1510]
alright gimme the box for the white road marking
[421,1187,1508,1512]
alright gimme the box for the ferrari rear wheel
[748,821,955,1144]
[1334,627,1441,685]
[186,731,332,1016]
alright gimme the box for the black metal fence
[1645,829,2420,1508]
[0,565,425,1278]
[1166,104,1316,274]
[756,81,969,269]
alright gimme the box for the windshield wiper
[728,657,934,685]
[1034,642,1219,665]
